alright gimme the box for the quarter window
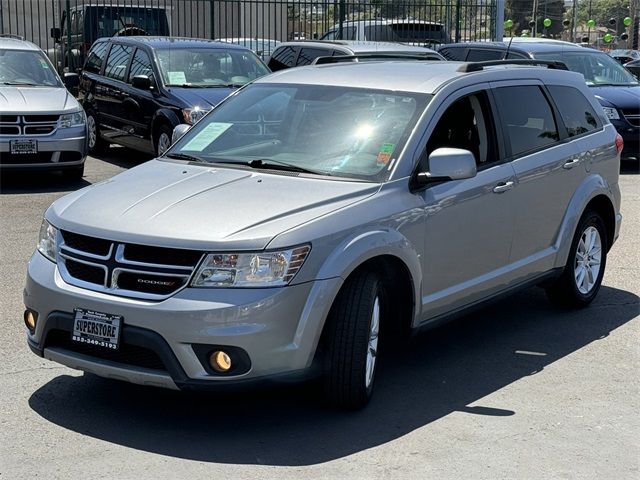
[103,44,133,81]
[493,86,559,157]
[268,46,297,71]
[128,49,153,83]
[84,41,108,74]
[548,85,601,137]
[296,48,332,66]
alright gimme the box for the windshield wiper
[214,158,327,176]
[164,152,203,162]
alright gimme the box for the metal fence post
[339,0,345,39]
[455,0,461,42]
[65,0,72,71]
[495,0,504,41]
[210,0,215,39]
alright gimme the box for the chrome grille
[0,115,59,136]
[57,230,204,300]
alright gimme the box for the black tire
[62,164,84,181]
[154,124,173,157]
[86,109,106,155]
[323,270,385,409]
[545,210,607,308]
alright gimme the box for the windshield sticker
[377,143,395,165]
[167,71,187,84]
[182,122,233,151]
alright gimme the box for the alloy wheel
[365,296,380,389]
[574,226,602,294]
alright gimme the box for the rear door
[96,43,134,141]
[491,82,594,278]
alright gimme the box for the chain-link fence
[1,0,498,71]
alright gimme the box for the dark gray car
[25,60,621,409]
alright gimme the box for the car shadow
[0,170,91,195]
[92,145,154,170]
[28,286,639,466]
[620,159,639,175]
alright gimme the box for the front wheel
[323,270,385,409]
[545,210,607,308]
[154,124,173,157]
[86,110,106,155]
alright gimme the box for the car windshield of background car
[156,47,270,87]
[169,83,431,181]
[0,50,61,87]
[535,51,639,86]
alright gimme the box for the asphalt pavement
[1,149,638,479]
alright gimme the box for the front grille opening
[24,115,59,123]
[61,230,112,256]
[45,329,167,372]
[24,125,56,135]
[0,115,18,122]
[0,126,20,135]
[124,243,203,267]
[116,271,188,295]
[64,258,105,285]
[0,152,52,164]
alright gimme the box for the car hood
[0,86,80,113]
[166,86,236,109]
[47,159,378,251]
[591,85,640,109]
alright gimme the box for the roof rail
[0,34,25,40]
[314,53,443,65]
[458,59,568,72]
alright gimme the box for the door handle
[493,181,514,193]
[563,158,581,169]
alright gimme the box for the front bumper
[0,127,87,170]
[24,251,342,390]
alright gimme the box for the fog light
[210,350,232,372]
[24,310,38,331]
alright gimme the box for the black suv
[49,4,170,73]
[79,37,270,156]
[437,40,640,163]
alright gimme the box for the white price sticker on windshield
[182,122,233,151]
[167,71,186,84]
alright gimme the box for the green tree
[575,0,630,34]
[506,0,566,36]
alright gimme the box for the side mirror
[415,148,477,187]
[172,124,191,144]
[50,27,61,42]
[131,75,152,90]
[63,72,79,88]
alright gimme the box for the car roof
[439,39,587,54]
[0,36,40,51]
[102,36,250,50]
[275,40,438,54]
[334,19,444,26]
[256,60,585,94]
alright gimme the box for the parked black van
[48,4,170,72]
[79,37,270,156]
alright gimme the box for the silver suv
[0,35,87,178]
[24,59,622,409]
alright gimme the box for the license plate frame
[72,308,122,350]
[10,139,38,155]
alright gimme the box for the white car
[320,19,450,45]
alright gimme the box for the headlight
[192,245,310,288]
[37,219,58,263]
[182,107,211,125]
[602,107,620,120]
[59,110,86,128]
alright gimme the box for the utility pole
[532,0,539,36]
[573,0,579,42]
[495,0,505,41]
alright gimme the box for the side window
[128,48,153,83]
[84,41,108,74]
[438,47,467,61]
[548,86,601,137]
[103,44,133,81]
[466,49,504,61]
[268,46,297,71]
[493,85,559,158]
[296,48,331,66]
[425,91,497,169]
[364,25,396,41]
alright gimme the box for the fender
[553,173,616,269]
[315,228,423,325]
[151,108,182,143]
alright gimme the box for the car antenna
[503,33,515,60]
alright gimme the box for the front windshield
[0,49,61,87]
[535,50,639,86]
[155,48,269,87]
[169,83,430,181]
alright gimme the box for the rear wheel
[323,270,385,409]
[545,210,607,308]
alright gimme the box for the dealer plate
[10,139,37,154]
[72,308,122,350]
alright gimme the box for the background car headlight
[602,107,620,120]
[37,219,58,263]
[59,110,86,128]
[192,245,310,287]
[182,107,211,125]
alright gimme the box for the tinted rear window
[548,85,601,137]
[84,41,108,74]
[390,23,447,43]
[438,47,467,61]
[268,46,297,71]
[296,48,332,66]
